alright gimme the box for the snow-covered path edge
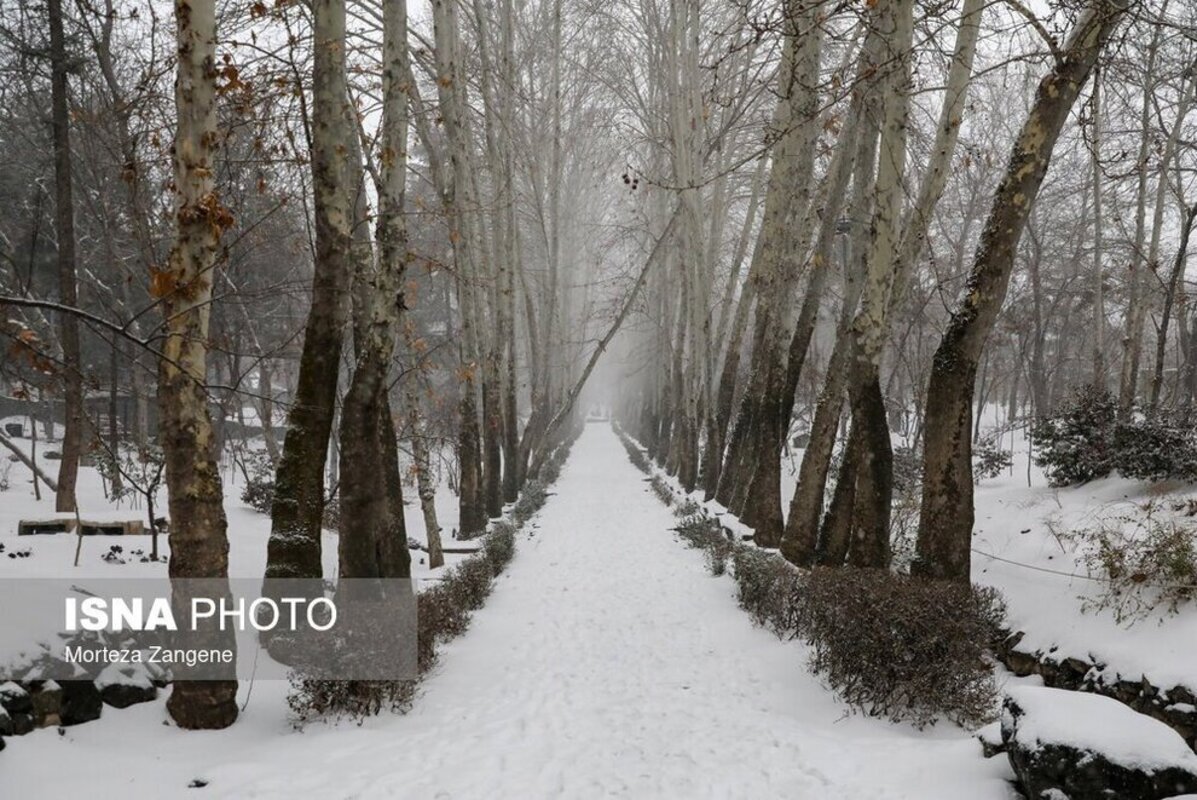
[0,424,1013,799]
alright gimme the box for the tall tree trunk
[108,343,122,494]
[830,0,977,567]
[1146,74,1195,410]
[160,0,237,730]
[433,0,487,536]
[1153,202,1197,411]
[406,380,444,570]
[699,160,764,498]
[914,0,1129,582]
[48,0,84,513]
[715,0,823,544]
[1118,25,1163,416]
[470,0,507,519]
[827,0,916,569]
[258,359,280,464]
[1090,69,1107,388]
[1028,242,1050,414]
[264,0,354,581]
[338,0,412,581]
[780,14,887,565]
[499,0,521,502]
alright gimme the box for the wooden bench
[18,518,146,536]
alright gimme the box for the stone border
[995,630,1197,751]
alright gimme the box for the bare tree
[47,0,84,513]
[264,0,356,582]
[159,0,238,730]
[915,0,1130,582]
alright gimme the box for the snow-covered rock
[59,680,102,726]
[0,681,30,715]
[96,662,157,709]
[977,720,1005,758]
[1002,686,1197,800]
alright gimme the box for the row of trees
[0,0,653,729]
[0,0,1193,731]
[617,0,1191,581]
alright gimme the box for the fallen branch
[0,429,59,492]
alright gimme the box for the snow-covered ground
[772,408,1197,697]
[0,425,1015,799]
[973,463,1197,690]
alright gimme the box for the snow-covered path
[0,424,1013,799]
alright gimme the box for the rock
[1003,686,1197,800]
[0,705,11,736]
[1062,657,1092,687]
[1165,702,1197,735]
[8,713,33,736]
[101,680,157,708]
[0,682,31,715]
[30,681,62,727]
[1039,658,1064,687]
[97,663,158,709]
[1006,648,1040,677]
[0,734,5,752]
[59,680,102,726]
[1114,679,1143,706]
[977,721,1006,758]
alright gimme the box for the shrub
[482,521,517,575]
[287,678,416,725]
[511,480,547,526]
[1031,386,1197,486]
[650,475,675,506]
[1030,384,1118,486]
[452,555,496,611]
[731,547,803,638]
[973,435,1013,483]
[888,489,922,573]
[1112,417,1197,483]
[674,514,732,575]
[892,445,923,493]
[237,450,276,513]
[627,421,1005,729]
[241,477,275,514]
[539,452,563,485]
[1063,501,1197,622]
[414,584,465,667]
[615,426,651,473]
[794,568,1005,729]
[288,533,502,724]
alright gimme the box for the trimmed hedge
[288,430,579,724]
[615,421,1006,730]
